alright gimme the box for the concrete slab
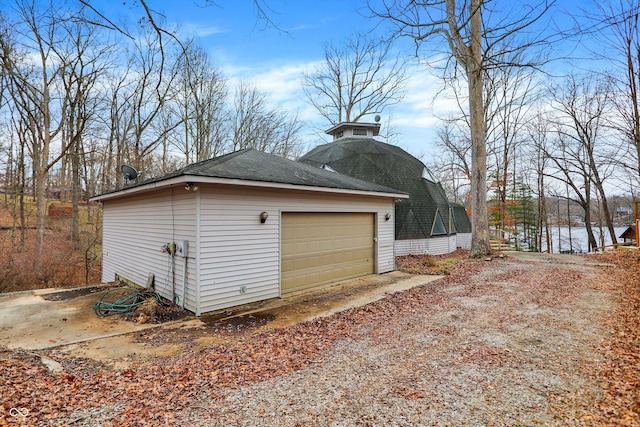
[256,272,442,326]
[0,285,171,350]
[0,272,443,365]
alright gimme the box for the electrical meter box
[176,240,189,257]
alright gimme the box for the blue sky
[4,0,595,159]
[143,0,593,159]
[131,0,467,157]
[161,1,377,66]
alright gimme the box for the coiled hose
[94,287,164,317]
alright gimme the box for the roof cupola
[325,121,381,141]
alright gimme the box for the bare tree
[303,33,407,126]
[4,111,29,250]
[128,30,182,173]
[103,27,183,186]
[582,1,640,179]
[484,56,539,236]
[56,12,110,246]
[547,73,622,250]
[546,137,599,252]
[0,0,75,271]
[103,65,136,189]
[430,119,472,205]
[435,52,540,224]
[524,108,553,252]
[173,40,228,163]
[0,0,115,268]
[369,0,555,257]
[232,81,303,158]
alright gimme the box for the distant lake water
[543,225,629,253]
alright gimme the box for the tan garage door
[281,212,375,294]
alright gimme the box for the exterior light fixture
[184,182,199,191]
[260,211,269,223]
[385,213,391,221]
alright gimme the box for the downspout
[182,256,187,310]
[170,250,176,303]
[195,190,201,316]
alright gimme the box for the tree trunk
[467,0,491,258]
[584,219,598,252]
[19,137,26,249]
[598,189,617,246]
[582,189,598,251]
[71,138,80,247]
[34,166,46,272]
[626,31,640,176]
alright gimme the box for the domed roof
[299,137,456,240]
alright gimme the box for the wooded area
[1,0,640,289]
[0,1,305,287]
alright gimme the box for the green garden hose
[94,287,164,317]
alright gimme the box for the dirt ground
[1,250,639,426]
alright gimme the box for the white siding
[456,233,472,249]
[101,184,395,315]
[197,186,395,314]
[394,235,458,256]
[101,189,198,312]
[377,212,395,273]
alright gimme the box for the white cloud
[219,58,464,154]
[395,65,464,127]
[222,60,321,120]
[171,15,228,38]
[186,24,227,38]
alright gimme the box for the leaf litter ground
[1,250,638,426]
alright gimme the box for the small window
[449,208,457,233]
[335,131,344,139]
[352,128,368,136]
[321,163,337,172]
[431,210,447,236]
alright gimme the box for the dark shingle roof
[95,148,405,198]
[451,203,472,233]
[298,137,460,240]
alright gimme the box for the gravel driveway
[2,252,618,426]
[194,255,611,427]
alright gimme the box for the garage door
[281,212,375,294]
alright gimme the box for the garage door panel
[281,258,294,270]
[308,239,322,253]
[282,213,374,294]
[321,239,334,251]
[309,227,323,239]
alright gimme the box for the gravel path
[178,256,612,426]
[2,254,616,426]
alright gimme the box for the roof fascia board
[90,175,408,202]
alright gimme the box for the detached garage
[91,149,407,315]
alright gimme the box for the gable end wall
[101,189,197,312]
